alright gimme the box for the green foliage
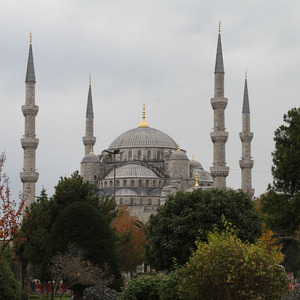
[157,271,180,300]
[147,188,261,271]
[121,275,160,300]
[178,224,289,300]
[45,202,121,289]
[0,257,21,300]
[272,107,300,195]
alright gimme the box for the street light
[103,149,120,202]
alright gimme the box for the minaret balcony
[239,132,253,142]
[210,97,228,110]
[210,166,229,177]
[21,137,39,149]
[83,136,96,146]
[22,105,39,116]
[210,131,228,143]
[20,171,39,183]
[239,159,254,169]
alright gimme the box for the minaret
[20,33,39,208]
[210,23,229,188]
[239,72,254,197]
[82,75,96,155]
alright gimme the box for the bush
[0,258,21,300]
[178,223,289,300]
[121,275,160,300]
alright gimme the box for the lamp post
[103,149,120,202]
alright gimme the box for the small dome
[191,169,213,182]
[190,159,203,170]
[169,150,188,160]
[82,153,100,163]
[106,164,159,179]
[108,127,178,150]
[116,188,138,196]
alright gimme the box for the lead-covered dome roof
[106,164,159,179]
[108,127,178,150]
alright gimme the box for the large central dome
[108,127,178,150]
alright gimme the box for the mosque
[21,26,254,222]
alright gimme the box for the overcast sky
[1,0,300,201]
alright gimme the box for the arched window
[123,180,127,187]
[131,180,134,187]
[109,180,113,187]
[146,180,149,187]
[138,150,142,160]
[157,151,161,160]
[128,151,132,160]
[159,181,162,187]
[147,151,151,160]
[130,198,134,205]
[153,180,156,187]
[119,198,123,205]
[140,198,143,205]
[138,180,142,187]
[148,199,152,205]
[116,180,120,187]
[104,181,107,188]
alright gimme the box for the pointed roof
[86,80,94,118]
[214,33,224,73]
[25,42,36,84]
[242,76,250,114]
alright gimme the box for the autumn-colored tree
[178,221,288,300]
[111,206,147,273]
[0,153,24,261]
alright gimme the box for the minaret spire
[138,103,149,128]
[239,72,254,197]
[83,75,96,155]
[20,33,39,208]
[210,24,229,188]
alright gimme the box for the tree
[0,256,21,300]
[111,206,147,274]
[146,188,261,271]
[44,201,121,299]
[178,223,288,300]
[0,153,24,261]
[272,107,300,195]
[50,245,112,300]
[16,172,116,280]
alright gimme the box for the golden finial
[177,145,180,151]
[138,104,149,128]
[30,32,32,44]
[89,74,91,85]
[192,154,195,161]
[218,21,221,34]
[245,69,247,79]
[195,172,199,187]
[90,148,93,154]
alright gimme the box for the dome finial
[90,147,93,154]
[219,21,221,34]
[138,103,149,128]
[245,69,247,79]
[192,154,195,161]
[177,144,180,151]
[89,73,92,85]
[30,31,32,44]
[195,172,199,187]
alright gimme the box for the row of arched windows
[115,150,164,161]
[119,198,153,206]
[99,179,167,189]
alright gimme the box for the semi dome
[81,153,100,163]
[108,127,178,150]
[116,188,138,196]
[190,159,203,170]
[170,150,188,160]
[106,164,159,179]
[191,169,213,182]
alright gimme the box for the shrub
[0,257,21,300]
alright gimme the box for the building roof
[82,153,100,163]
[105,164,159,179]
[108,127,178,150]
[170,150,188,160]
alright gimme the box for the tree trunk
[73,285,85,300]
